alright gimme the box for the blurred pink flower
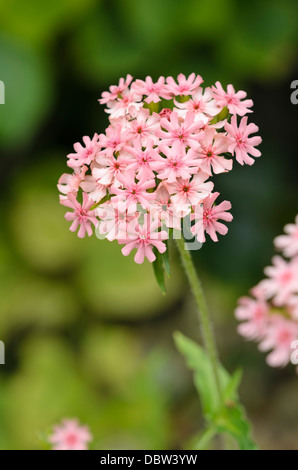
[235,296,270,340]
[49,419,92,451]
[274,215,298,258]
[235,217,298,370]
[259,316,298,368]
[259,255,298,306]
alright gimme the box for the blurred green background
[0,0,298,450]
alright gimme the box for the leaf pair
[174,331,257,450]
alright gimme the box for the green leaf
[143,101,160,114]
[219,406,258,451]
[174,331,227,418]
[210,106,229,124]
[152,249,166,295]
[174,332,257,450]
[223,369,242,401]
[194,427,217,450]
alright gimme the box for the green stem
[175,236,223,403]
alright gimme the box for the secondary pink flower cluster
[48,418,92,450]
[58,74,261,263]
[235,216,298,369]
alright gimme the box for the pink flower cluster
[235,216,298,369]
[49,418,92,450]
[58,74,261,263]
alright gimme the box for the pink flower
[174,87,219,123]
[235,296,269,340]
[225,116,262,166]
[125,139,159,181]
[105,89,143,118]
[191,192,233,243]
[99,75,133,104]
[98,123,128,157]
[259,316,298,368]
[112,175,156,211]
[80,164,107,202]
[60,192,98,238]
[118,214,168,264]
[274,215,298,258]
[235,218,298,372]
[49,419,92,450]
[67,134,100,169]
[288,295,298,320]
[151,141,199,183]
[151,183,184,230]
[125,108,160,146]
[159,108,172,120]
[168,173,214,211]
[166,73,203,96]
[59,75,262,264]
[258,256,298,305]
[158,111,203,150]
[97,201,136,241]
[94,153,133,186]
[195,128,232,175]
[211,81,253,116]
[57,166,88,194]
[132,76,171,103]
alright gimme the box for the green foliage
[210,106,229,125]
[0,0,96,47]
[174,332,257,450]
[0,35,52,148]
[152,247,171,295]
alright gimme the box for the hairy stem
[175,236,223,402]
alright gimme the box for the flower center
[277,329,292,345]
[278,270,293,285]
[65,433,78,446]
[203,209,213,223]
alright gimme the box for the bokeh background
[0,0,298,450]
